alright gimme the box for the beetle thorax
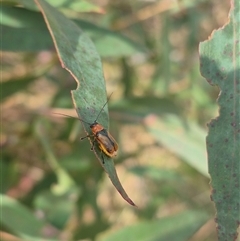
[90,122,104,134]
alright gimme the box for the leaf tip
[127,198,138,207]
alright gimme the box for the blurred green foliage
[1,0,232,240]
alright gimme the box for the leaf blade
[35,0,136,206]
[199,1,240,240]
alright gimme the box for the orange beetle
[79,94,118,163]
[87,122,118,158]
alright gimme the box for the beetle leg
[80,135,90,140]
[90,143,94,151]
[101,150,105,164]
[81,135,95,152]
[81,134,96,150]
[91,138,96,151]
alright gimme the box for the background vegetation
[1,0,234,240]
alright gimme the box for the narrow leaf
[20,0,104,13]
[0,194,47,241]
[144,114,208,176]
[35,0,136,206]
[98,210,209,241]
[1,6,146,56]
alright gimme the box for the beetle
[80,95,118,163]
[56,94,118,163]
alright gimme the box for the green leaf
[34,119,77,195]
[34,190,75,229]
[0,194,49,241]
[35,0,136,206]
[1,6,54,51]
[129,166,181,182]
[1,6,146,57]
[144,114,208,176]
[110,97,180,119]
[199,1,240,240]
[60,0,105,13]
[3,0,104,13]
[73,19,147,57]
[98,210,209,241]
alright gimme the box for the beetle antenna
[53,113,91,125]
[95,92,113,122]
